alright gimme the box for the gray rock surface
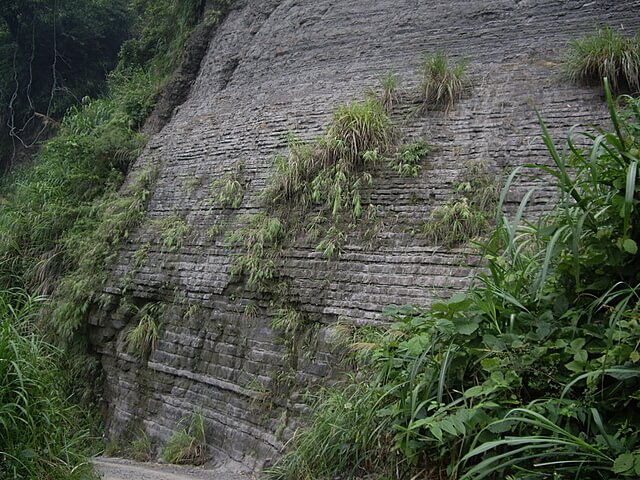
[89,0,640,471]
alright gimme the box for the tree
[0,0,131,169]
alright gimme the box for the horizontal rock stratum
[89,0,640,469]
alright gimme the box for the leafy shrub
[161,412,207,465]
[563,26,640,92]
[421,51,469,110]
[388,139,430,177]
[270,83,640,480]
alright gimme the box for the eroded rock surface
[90,0,640,469]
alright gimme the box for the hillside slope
[90,0,640,468]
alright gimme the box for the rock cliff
[89,0,640,468]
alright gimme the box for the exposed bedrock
[88,0,640,469]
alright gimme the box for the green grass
[125,302,165,358]
[157,214,191,252]
[225,213,286,291]
[421,160,499,247]
[421,51,469,110]
[128,430,153,462]
[563,26,640,92]
[209,160,246,208]
[160,412,207,465]
[0,289,98,479]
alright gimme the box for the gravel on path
[94,457,257,480]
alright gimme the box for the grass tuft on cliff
[421,51,469,110]
[563,25,640,92]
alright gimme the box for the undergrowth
[0,289,97,479]
[267,81,640,480]
[563,26,640,93]
[161,412,207,465]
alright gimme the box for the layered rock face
[90,0,640,468]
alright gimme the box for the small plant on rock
[421,51,469,110]
[225,213,286,291]
[563,26,640,92]
[161,412,207,465]
[388,139,430,177]
[125,302,164,357]
[421,160,499,247]
[157,214,191,252]
[209,160,246,208]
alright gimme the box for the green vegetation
[0,289,97,479]
[563,26,640,93]
[161,412,207,465]
[266,97,392,220]
[388,139,430,177]
[157,214,191,252]
[129,430,153,462]
[421,160,500,247]
[125,302,165,358]
[209,160,246,208]
[0,0,131,166]
[378,71,400,112]
[0,0,229,474]
[225,213,285,291]
[421,51,469,110]
[268,83,640,479]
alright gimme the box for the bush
[563,26,640,92]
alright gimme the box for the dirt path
[94,457,257,480]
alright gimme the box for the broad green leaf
[623,238,638,255]
[613,453,635,474]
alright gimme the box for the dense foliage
[0,0,222,476]
[0,0,131,167]
[269,83,640,479]
[0,289,96,479]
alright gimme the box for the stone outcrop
[89,0,640,469]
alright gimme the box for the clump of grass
[421,51,469,110]
[157,214,191,252]
[265,382,393,480]
[160,412,207,465]
[266,97,392,220]
[421,160,500,248]
[563,26,640,92]
[325,98,393,167]
[129,430,153,462]
[225,213,286,291]
[209,160,246,208]
[388,139,430,177]
[378,71,400,112]
[125,302,164,358]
